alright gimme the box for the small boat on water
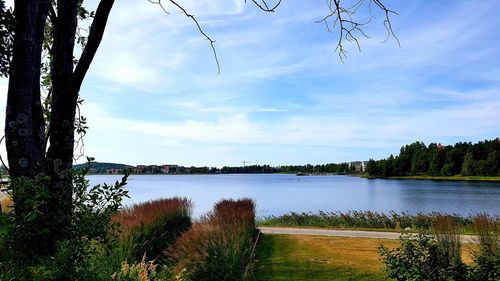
[296,172,306,176]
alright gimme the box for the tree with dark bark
[1,0,398,275]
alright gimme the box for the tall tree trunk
[5,0,49,259]
[45,0,79,247]
[5,0,116,266]
[6,0,47,178]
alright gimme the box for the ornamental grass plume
[166,198,257,281]
[112,197,192,236]
[112,197,193,261]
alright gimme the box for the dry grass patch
[280,235,398,274]
[254,234,476,281]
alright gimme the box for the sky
[1,0,499,167]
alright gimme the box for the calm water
[87,174,500,217]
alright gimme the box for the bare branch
[245,0,282,12]
[317,0,399,62]
[147,0,169,14]
[168,0,220,73]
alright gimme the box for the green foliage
[461,152,476,176]
[0,159,130,280]
[441,163,455,176]
[0,0,14,77]
[379,232,467,281]
[366,139,500,178]
[379,214,500,281]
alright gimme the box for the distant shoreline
[362,175,500,182]
[84,173,500,182]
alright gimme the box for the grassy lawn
[252,234,398,281]
[253,234,477,281]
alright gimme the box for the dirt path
[258,226,477,243]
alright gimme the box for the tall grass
[79,198,193,281]
[112,197,193,262]
[167,198,257,281]
[260,211,476,232]
[469,213,500,281]
[433,215,462,261]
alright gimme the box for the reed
[433,216,462,259]
[260,211,476,232]
[469,213,500,281]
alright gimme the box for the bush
[167,198,256,281]
[379,231,467,281]
[379,214,500,281]
[0,166,129,281]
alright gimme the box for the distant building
[436,143,446,150]
[361,161,369,172]
[350,161,368,172]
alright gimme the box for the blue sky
[1,0,500,167]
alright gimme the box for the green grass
[252,234,395,281]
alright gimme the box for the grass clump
[79,197,193,281]
[468,214,500,281]
[167,198,257,281]
[113,197,193,262]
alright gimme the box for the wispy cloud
[1,0,499,166]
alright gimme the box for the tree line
[365,138,500,177]
[197,163,354,174]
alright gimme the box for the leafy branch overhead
[0,0,14,77]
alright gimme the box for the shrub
[167,198,256,281]
[0,165,129,281]
[380,214,500,281]
[379,232,467,281]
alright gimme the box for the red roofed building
[436,143,445,150]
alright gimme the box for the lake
[87,174,500,217]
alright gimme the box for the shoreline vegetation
[259,211,500,234]
[362,174,500,182]
[73,138,500,182]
